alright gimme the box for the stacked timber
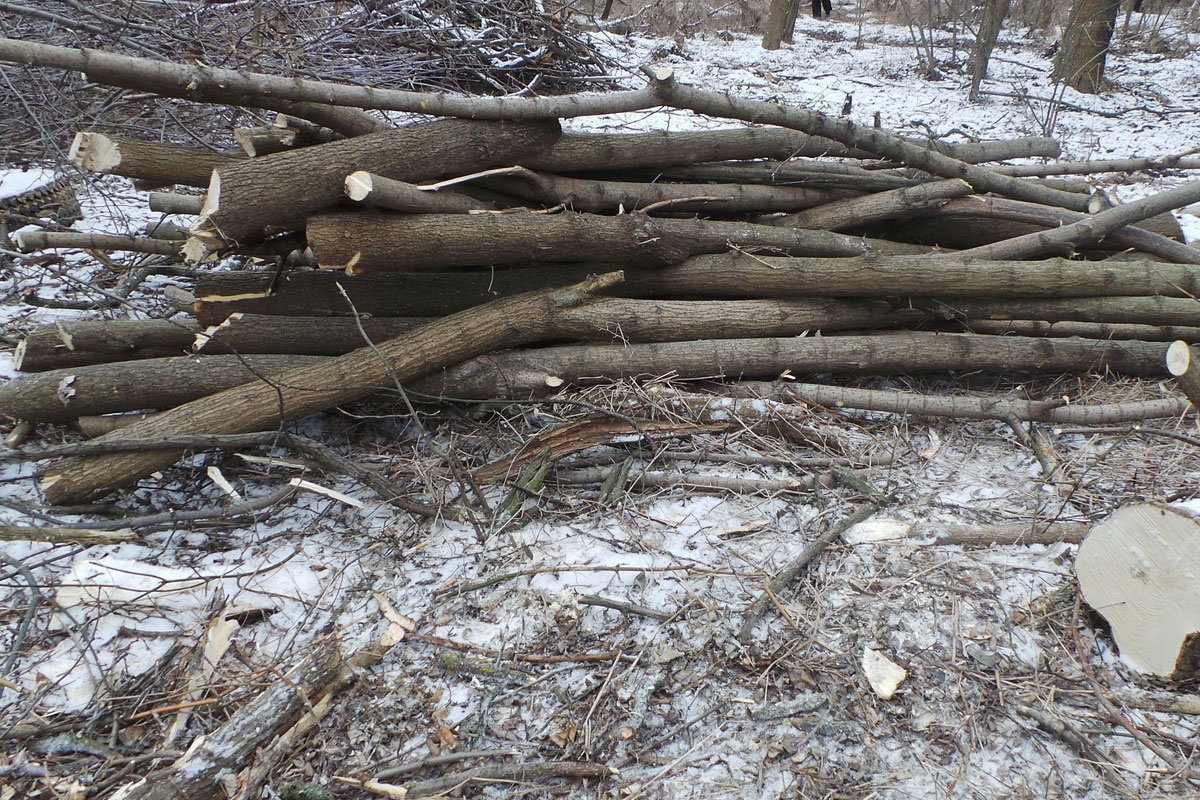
[4,40,1200,504]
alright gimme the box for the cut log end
[68,132,120,172]
[12,339,28,373]
[1166,339,1193,376]
[1076,504,1200,678]
[345,171,373,202]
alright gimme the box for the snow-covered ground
[3,10,1200,799]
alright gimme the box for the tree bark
[0,38,660,120]
[645,68,1091,211]
[479,168,841,214]
[775,179,974,230]
[14,319,202,371]
[964,318,1200,343]
[344,172,497,213]
[15,231,181,257]
[148,192,204,215]
[1054,0,1122,93]
[993,156,1200,177]
[234,125,298,157]
[69,132,239,188]
[949,180,1200,262]
[969,0,1011,100]
[40,274,624,504]
[1166,341,1200,412]
[0,354,322,422]
[407,332,1169,399]
[926,296,1200,327]
[187,119,561,256]
[762,0,801,49]
[305,209,920,273]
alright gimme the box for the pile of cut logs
[4,40,1200,505]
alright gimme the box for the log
[305,209,926,273]
[478,168,844,214]
[147,192,203,215]
[344,172,497,214]
[1077,505,1200,677]
[69,132,238,187]
[40,274,623,504]
[0,355,322,422]
[860,195,1193,261]
[0,38,660,120]
[965,319,1200,343]
[645,68,1091,212]
[775,179,974,230]
[186,118,561,256]
[927,296,1200,327]
[15,231,181,256]
[951,180,1200,262]
[639,161,919,192]
[14,319,202,371]
[408,333,1168,399]
[234,125,298,157]
[994,156,1200,177]
[191,255,1200,326]
[1166,340,1200,412]
[192,264,607,325]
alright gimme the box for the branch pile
[4,42,1200,504]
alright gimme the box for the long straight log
[40,274,623,504]
[0,38,661,120]
[306,209,926,273]
[993,156,1200,178]
[644,68,1091,212]
[0,355,323,422]
[191,255,1200,326]
[69,133,238,187]
[148,192,204,215]
[926,296,1200,327]
[15,231,180,256]
[479,169,845,214]
[964,319,1200,343]
[14,319,201,371]
[636,161,920,192]
[407,333,1170,399]
[187,119,561,255]
[775,179,974,230]
[344,172,497,213]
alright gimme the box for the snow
[4,7,1200,799]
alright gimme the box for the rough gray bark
[187,118,560,255]
[926,296,1200,327]
[775,179,974,230]
[15,231,181,256]
[963,319,1200,343]
[1054,0,1122,93]
[969,0,1012,100]
[14,319,202,371]
[305,209,924,273]
[762,0,801,49]
[69,132,238,187]
[344,172,497,213]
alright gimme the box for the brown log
[234,125,297,157]
[148,192,204,215]
[14,319,202,371]
[478,168,844,214]
[192,255,1200,326]
[964,319,1200,343]
[775,179,974,230]
[40,273,623,504]
[274,113,345,144]
[15,230,181,256]
[344,171,496,213]
[306,209,926,273]
[927,296,1200,327]
[186,119,561,256]
[646,68,1090,211]
[0,355,322,422]
[865,195,1197,262]
[69,132,239,187]
[1166,340,1200,413]
[994,156,1200,178]
[636,161,919,192]
[408,332,1168,399]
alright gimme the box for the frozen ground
[2,9,1200,800]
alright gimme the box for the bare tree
[1053,0,1122,93]
[969,0,1011,101]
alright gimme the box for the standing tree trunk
[762,0,801,49]
[1053,0,1122,93]
[969,0,1011,101]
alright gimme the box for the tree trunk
[762,0,800,49]
[234,125,298,157]
[926,295,1200,327]
[407,332,1168,399]
[148,192,204,215]
[14,319,202,371]
[344,172,497,214]
[479,169,841,214]
[16,231,182,256]
[0,354,322,422]
[964,319,1200,343]
[775,179,974,230]
[969,0,1012,100]
[186,119,561,256]
[1054,0,1122,93]
[305,209,918,273]
[40,274,623,504]
[69,132,239,188]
